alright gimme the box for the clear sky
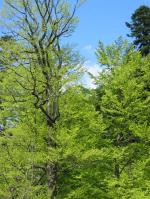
[70,0,150,64]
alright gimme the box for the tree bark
[47,163,57,198]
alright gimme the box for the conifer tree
[126,5,150,56]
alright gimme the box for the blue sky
[70,0,150,63]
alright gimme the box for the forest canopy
[0,1,150,199]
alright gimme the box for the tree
[95,40,150,198]
[0,0,84,198]
[0,36,16,128]
[0,75,107,198]
[96,37,133,70]
[126,5,150,56]
[53,86,106,198]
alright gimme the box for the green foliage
[1,37,150,199]
[96,40,150,198]
[56,87,106,198]
[0,82,107,198]
[96,37,133,69]
[0,1,149,198]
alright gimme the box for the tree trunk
[47,163,57,198]
[46,98,59,198]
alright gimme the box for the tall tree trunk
[46,97,59,198]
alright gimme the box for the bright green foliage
[96,41,150,198]
[96,37,133,69]
[56,86,106,198]
[0,1,150,198]
[0,38,150,198]
[126,5,150,56]
[0,41,84,198]
[0,81,107,198]
[0,36,106,198]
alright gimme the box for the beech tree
[1,1,150,199]
[0,0,84,198]
[95,40,150,198]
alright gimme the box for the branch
[5,0,25,15]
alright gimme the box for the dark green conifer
[126,5,150,56]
